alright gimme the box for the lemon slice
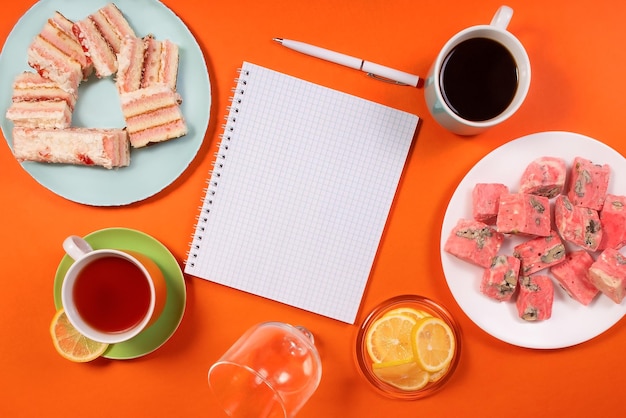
[372,359,430,391]
[411,317,455,372]
[50,309,109,362]
[385,307,431,321]
[428,364,450,382]
[366,313,417,363]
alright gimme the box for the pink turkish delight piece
[516,275,554,321]
[496,193,551,236]
[519,156,567,198]
[444,219,504,268]
[480,255,520,301]
[566,157,610,211]
[550,250,599,305]
[598,194,626,250]
[514,230,566,275]
[554,195,603,251]
[472,183,509,224]
[587,248,626,304]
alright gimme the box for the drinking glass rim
[208,360,288,418]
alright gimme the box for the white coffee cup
[424,5,531,135]
[61,236,167,344]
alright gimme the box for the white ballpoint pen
[273,38,420,87]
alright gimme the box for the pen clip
[366,72,411,86]
[361,61,421,87]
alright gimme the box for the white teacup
[61,236,167,344]
[424,5,531,135]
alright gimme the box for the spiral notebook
[185,62,418,323]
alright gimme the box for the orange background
[1,0,625,417]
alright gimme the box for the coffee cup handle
[490,5,513,30]
[63,235,94,261]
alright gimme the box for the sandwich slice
[12,126,130,169]
[119,84,187,148]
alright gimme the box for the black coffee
[440,37,518,122]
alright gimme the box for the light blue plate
[0,0,211,206]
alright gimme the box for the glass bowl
[355,295,461,400]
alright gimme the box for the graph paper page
[185,62,418,323]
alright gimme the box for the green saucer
[53,227,186,359]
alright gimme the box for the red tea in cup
[73,255,152,334]
[61,235,167,344]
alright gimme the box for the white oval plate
[440,131,626,349]
[0,0,211,206]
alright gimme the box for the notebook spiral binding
[186,68,250,268]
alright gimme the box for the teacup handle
[63,236,94,261]
[490,5,513,30]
